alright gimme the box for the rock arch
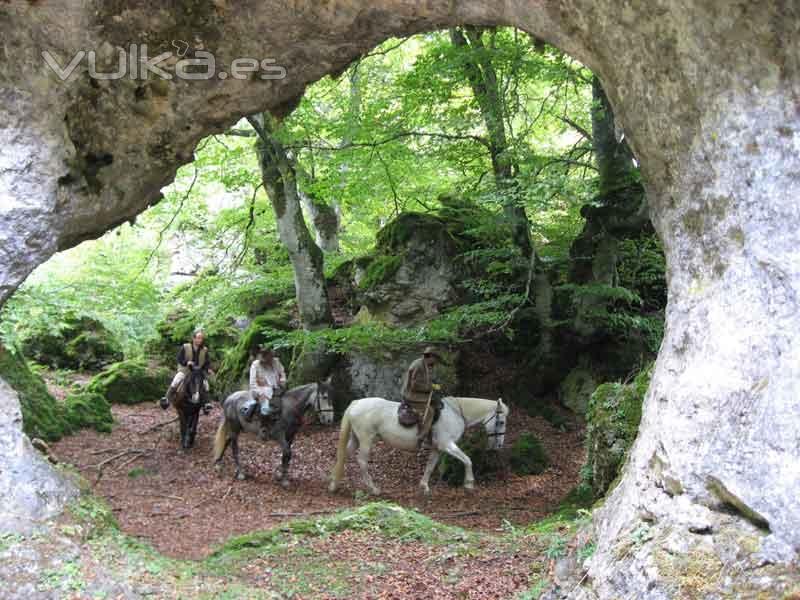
[1,2,798,597]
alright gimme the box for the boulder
[86,360,170,405]
[558,366,598,417]
[584,365,651,499]
[354,213,462,326]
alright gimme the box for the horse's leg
[188,407,200,447]
[356,436,380,496]
[443,441,475,490]
[419,449,441,497]
[276,432,292,490]
[179,408,189,449]
[232,435,245,480]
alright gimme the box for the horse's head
[484,398,508,450]
[188,367,205,404]
[314,376,335,425]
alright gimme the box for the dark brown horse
[171,366,210,450]
[212,379,333,487]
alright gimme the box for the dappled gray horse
[213,379,333,487]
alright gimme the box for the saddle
[397,398,443,428]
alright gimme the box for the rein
[451,398,506,441]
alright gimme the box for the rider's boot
[160,385,176,410]
[240,399,259,422]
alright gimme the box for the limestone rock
[0,377,77,534]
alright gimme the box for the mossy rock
[509,432,549,475]
[86,359,170,405]
[584,364,652,498]
[0,343,114,440]
[63,392,113,433]
[20,314,123,371]
[215,308,295,396]
[0,343,69,440]
[558,366,597,417]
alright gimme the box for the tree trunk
[251,115,333,331]
[299,189,340,253]
[450,26,532,257]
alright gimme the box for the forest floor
[50,402,585,560]
[5,397,589,599]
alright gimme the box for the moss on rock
[0,343,114,440]
[0,344,69,440]
[86,359,170,405]
[63,392,113,433]
[583,364,652,498]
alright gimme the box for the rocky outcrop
[0,377,77,534]
[353,213,462,326]
[343,346,458,402]
[1,3,799,598]
[86,360,171,405]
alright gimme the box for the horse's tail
[329,408,352,492]
[212,417,230,463]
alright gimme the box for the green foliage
[583,364,653,498]
[509,433,549,475]
[62,392,113,434]
[86,359,170,405]
[439,428,507,486]
[17,313,123,371]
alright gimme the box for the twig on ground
[133,492,184,502]
[222,485,233,501]
[138,417,179,435]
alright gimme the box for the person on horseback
[160,328,211,409]
[241,345,287,422]
[401,346,444,448]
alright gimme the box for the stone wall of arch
[1,2,798,597]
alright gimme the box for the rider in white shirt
[241,346,287,422]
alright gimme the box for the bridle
[312,384,334,420]
[453,398,507,446]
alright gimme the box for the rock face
[0,378,77,534]
[1,2,799,598]
[344,347,458,402]
[354,212,461,326]
[20,314,123,371]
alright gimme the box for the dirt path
[51,402,584,560]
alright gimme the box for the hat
[257,344,274,356]
[422,346,443,360]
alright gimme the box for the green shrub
[86,359,170,405]
[509,433,549,475]
[439,429,506,486]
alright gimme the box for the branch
[558,116,593,142]
[287,130,490,152]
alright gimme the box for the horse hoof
[280,479,290,490]
[328,481,338,494]
[418,486,432,497]
[464,482,475,492]
[236,472,246,481]
[368,487,381,496]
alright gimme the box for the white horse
[329,396,508,496]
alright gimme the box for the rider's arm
[249,361,259,392]
[201,349,211,372]
[177,345,188,367]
